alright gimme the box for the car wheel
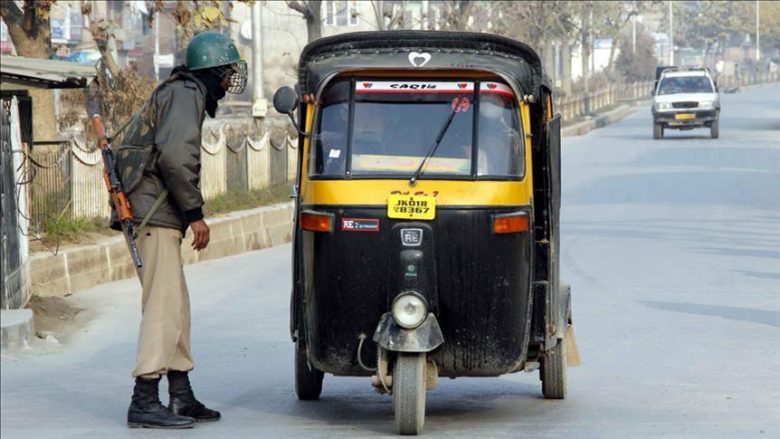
[710,119,719,139]
[653,123,664,140]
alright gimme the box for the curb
[1,309,34,354]
[561,101,647,137]
[29,202,295,298]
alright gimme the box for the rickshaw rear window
[312,78,523,179]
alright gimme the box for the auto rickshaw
[273,31,578,435]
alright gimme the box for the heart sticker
[487,83,497,89]
[457,83,468,89]
[408,51,432,67]
[363,82,372,88]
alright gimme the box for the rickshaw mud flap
[373,312,444,353]
[535,281,571,350]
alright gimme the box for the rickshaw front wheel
[295,344,324,400]
[393,353,427,435]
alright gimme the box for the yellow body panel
[302,179,531,206]
[298,82,537,208]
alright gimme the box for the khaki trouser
[131,226,194,378]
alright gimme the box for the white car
[651,68,720,139]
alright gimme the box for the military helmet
[186,31,248,94]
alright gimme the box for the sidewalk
[561,100,648,137]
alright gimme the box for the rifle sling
[137,189,169,233]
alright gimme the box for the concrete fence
[25,125,298,230]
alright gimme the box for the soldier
[113,31,247,429]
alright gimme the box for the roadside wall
[29,202,294,297]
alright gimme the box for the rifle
[88,92,143,268]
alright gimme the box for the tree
[61,1,243,136]
[671,1,754,54]
[435,0,474,31]
[615,24,658,81]
[285,0,322,43]
[147,0,237,64]
[0,0,58,141]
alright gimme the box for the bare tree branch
[285,0,312,19]
[0,1,23,25]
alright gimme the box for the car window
[657,76,714,95]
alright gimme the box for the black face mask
[192,69,227,118]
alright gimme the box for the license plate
[675,113,695,120]
[387,194,436,220]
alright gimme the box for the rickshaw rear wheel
[393,353,426,435]
[295,344,324,400]
[541,335,568,399]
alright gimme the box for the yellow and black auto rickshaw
[273,31,577,435]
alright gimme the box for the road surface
[2,83,779,438]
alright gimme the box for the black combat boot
[127,376,194,429]
[168,370,221,422]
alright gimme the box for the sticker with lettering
[341,218,380,232]
[356,81,475,94]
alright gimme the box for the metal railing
[554,81,654,122]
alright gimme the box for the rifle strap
[137,189,169,233]
[106,112,138,143]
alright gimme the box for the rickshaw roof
[298,31,550,99]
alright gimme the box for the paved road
[2,84,779,438]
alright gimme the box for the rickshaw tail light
[493,213,529,234]
[301,211,333,232]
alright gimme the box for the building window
[324,1,359,27]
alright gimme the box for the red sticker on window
[451,97,471,113]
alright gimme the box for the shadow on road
[629,146,780,171]
[566,170,780,210]
[640,301,780,328]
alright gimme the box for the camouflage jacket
[111,71,207,233]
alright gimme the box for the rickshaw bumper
[373,312,444,353]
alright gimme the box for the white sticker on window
[329,149,342,159]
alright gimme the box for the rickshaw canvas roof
[298,31,550,99]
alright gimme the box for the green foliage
[204,184,293,217]
[41,216,111,247]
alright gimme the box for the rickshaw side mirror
[273,86,299,115]
[273,86,308,137]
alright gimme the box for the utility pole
[251,1,267,118]
[632,0,637,53]
[154,13,160,81]
[668,0,674,65]
[590,8,594,77]
[756,0,760,61]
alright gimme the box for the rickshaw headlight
[392,293,428,329]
